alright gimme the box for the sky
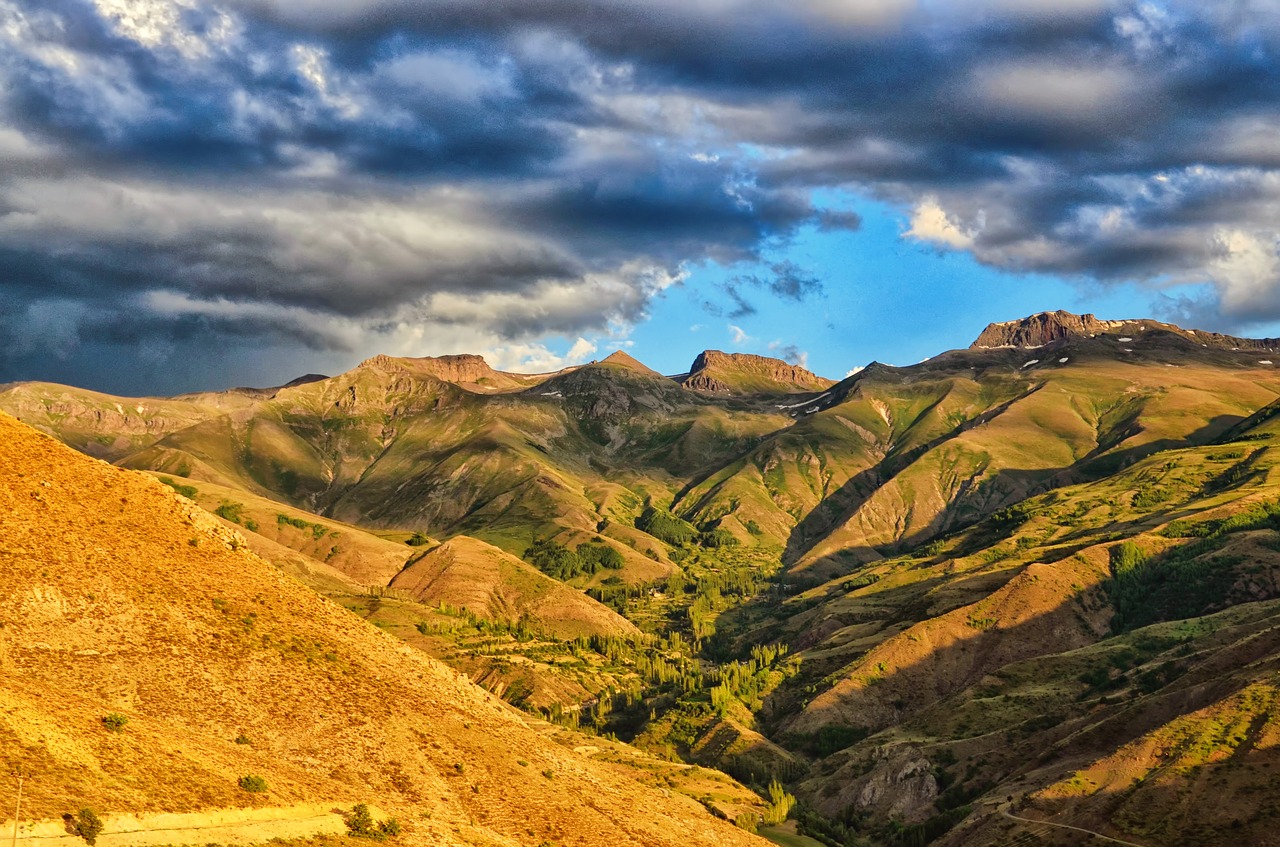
[2,0,1280,394]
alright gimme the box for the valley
[9,311,1280,846]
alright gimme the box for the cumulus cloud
[905,198,976,249]
[2,0,1280,389]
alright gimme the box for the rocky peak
[969,311,1125,349]
[681,350,835,395]
[971,310,1280,353]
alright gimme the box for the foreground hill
[0,412,765,847]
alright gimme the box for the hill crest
[681,349,835,395]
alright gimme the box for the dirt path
[1002,807,1153,847]
[6,803,353,847]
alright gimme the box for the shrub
[71,808,104,845]
[159,477,198,499]
[345,804,399,840]
[406,532,430,547]
[234,734,252,745]
[101,713,129,733]
[238,775,268,793]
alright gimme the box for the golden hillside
[389,537,641,640]
[0,412,764,847]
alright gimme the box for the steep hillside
[675,327,1280,584]
[723,421,1280,846]
[0,412,767,847]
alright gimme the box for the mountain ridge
[681,350,835,395]
[972,309,1280,352]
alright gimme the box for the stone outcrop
[681,350,834,395]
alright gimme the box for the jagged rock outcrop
[681,350,835,395]
[972,310,1280,351]
[970,311,1125,349]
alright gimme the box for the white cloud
[1210,229,1280,318]
[845,366,864,378]
[728,324,750,344]
[292,44,361,119]
[905,197,976,249]
[1115,3,1175,57]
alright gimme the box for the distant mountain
[597,349,665,375]
[356,353,571,392]
[973,309,1280,352]
[680,350,835,395]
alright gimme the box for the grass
[752,823,824,844]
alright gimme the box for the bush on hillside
[238,775,268,793]
[158,477,198,499]
[70,808,104,846]
[345,803,400,840]
[101,713,128,733]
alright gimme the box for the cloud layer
[1,0,1278,391]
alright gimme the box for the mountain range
[8,310,1280,847]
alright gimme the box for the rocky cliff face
[682,350,835,394]
[969,311,1125,348]
[972,309,1280,351]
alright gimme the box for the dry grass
[0,412,766,847]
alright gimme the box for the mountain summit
[971,309,1280,351]
[597,350,663,375]
[681,350,835,395]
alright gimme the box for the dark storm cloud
[2,0,1280,391]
